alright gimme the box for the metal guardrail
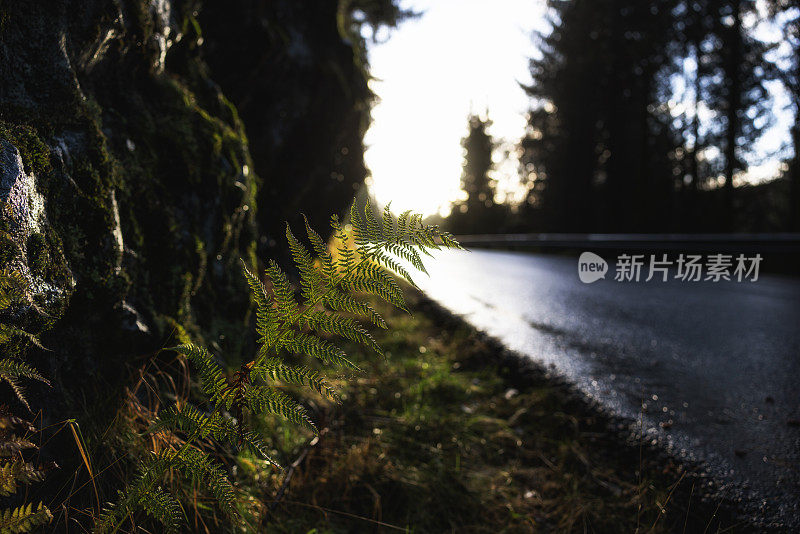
[452,233,800,253]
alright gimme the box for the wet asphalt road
[416,249,800,529]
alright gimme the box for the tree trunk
[723,0,743,231]
[791,121,800,231]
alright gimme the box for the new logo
[578,251,608,283]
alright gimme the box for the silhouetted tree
[520,0,785,233]
[767,0,800,230]
[702,0,775,228]
[521,0,681,232]
[447,114,506,234]
[460,114,495,212]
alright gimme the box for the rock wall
[0,0,379,410]
[199,0,373,252]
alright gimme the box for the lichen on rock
[0,138,73,310]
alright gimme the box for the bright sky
[364,0,795,216]
[364,0,547,216]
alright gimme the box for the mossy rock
[0,0,258,400]
[0,0,381,409]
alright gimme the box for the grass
[42,288,745,533]
[243,289,740,533]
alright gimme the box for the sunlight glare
[364,0,548,216]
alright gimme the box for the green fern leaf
[321,290,387,329]
[281,331,358,370]
[0,359,50,386]
[171,344,234,409]
[169,447,237,519]
[241,261,281,347]
[0,357,51,413]
[245,385,317,434]
[300,311,382,356]
[139,487,183,534]
[251,357,339,402]
[0,502,52,533]
[0,461,47,497]
[264,260,300,323]
[93,455,173,534]
[96,200,460,534]
[362,200,383,241]
[341,271,408,310]
[302,215,337,283]
[0,326,45,352]
[0,270,29,312]
[286,224,323,302]
[150,404,215,440]
[151,405,278,466]
[211,420,278,466]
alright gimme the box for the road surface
[416,249,800,528]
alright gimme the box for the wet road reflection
[417,249,800,526]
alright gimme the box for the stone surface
[0,0,378,411]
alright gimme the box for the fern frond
[169,447,237,519]
[264,260,300,323]
[211,420,277,466]
[93,497,129,534]
[245,386,316,434]
[171,344,234,409]
[251,357,339,402]
[97,200,460,534]
[150,404,215,440]
[150,405,278,466]
[396,209,411,237]
[0,436,36,458]
[346,199,461,289]
[334,244,359,277]
[93,455,172,534]
[139,487,183,534]
[241,261,280,347]
[0,326,45,351]
[345,261,408,307]
[300,311,382,356]
[321,290,387,329]
[302,215,337,282]
[98,448,238,531]
[0,502,52,533]
[368,249,418,290]
[362,200,383,241]
[381,204,397,241]
[281,331,358,370]
[0,357,51,413]
[0,461,47,497]
[0,359,50,386]
[0,359,49,414]
[0,378,28,414]
[286,225,323,302]
[0,269,29,312]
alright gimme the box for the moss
[0,122,52,176]
[26,232,47,275]
[0,0,8,33]
[0,232,19,265]
[42,228,71,289]
[0,1,259,441]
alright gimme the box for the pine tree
[704,0,774,229]
[766,0,800,230]
[448,113,503,234]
